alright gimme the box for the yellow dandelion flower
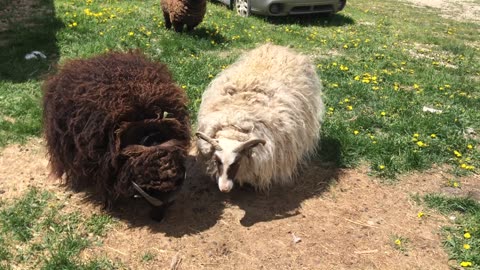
[181,85,187,89]
[430,134,436,138]
[380,111,386,116]
[417,212,424,218]
[208,74,213,78]
[343,44,349,49]
[354,75,360,81]
[146,31,152,36]
[464,232,471,239]
[394,239,401,245]
[461,163,467,169]
[460,261,472,267]
[128,32,134,36]
[413,83,420,89]
[417,141,425,147]
[453,182,459,188]
[328,107,334,112]
[353,130,359,135]
[344,98,350,102]
[72,22,78,27]
[454,151,462,157]
[362,78,371,83]
[413,133,420,138]
[346,105,353,111]
[463,244,470,250]
[379,165,385,170]
[467,144,473,149]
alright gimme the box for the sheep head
[115,118,189,212]
[196,132,266,193]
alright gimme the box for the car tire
[234,0,250,17]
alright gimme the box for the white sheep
[195,43,325,193]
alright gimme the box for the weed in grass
[0,188,117,269]
[391,235,409,254]
[424,195,479,269]
[141,251,156,263]
[85,214,115,237]
[0,188,51,242]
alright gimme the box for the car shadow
[265,13,355,27]
[0,0,62,83]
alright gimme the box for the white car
[217,0,346,17]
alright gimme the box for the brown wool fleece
[42,51,190,204]
[161,0,206,32]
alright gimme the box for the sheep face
[196,132,265,193]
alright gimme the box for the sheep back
[161,0,206,32]
[197,43,324,190]
[43,51,190,202]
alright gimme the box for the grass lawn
[0,0,478,268]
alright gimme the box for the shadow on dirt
[0,0,62,83]
[79,136,343,236]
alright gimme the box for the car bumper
[250,0,346,16]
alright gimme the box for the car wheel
[235,0,250,17]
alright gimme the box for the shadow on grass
[265,13,355,27]
[0,0,62,83]
[189,26,228,45]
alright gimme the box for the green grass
[423,194,480,269]
[0,188,117,269]
[0,0,478,177]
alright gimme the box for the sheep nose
[218,179,233,193]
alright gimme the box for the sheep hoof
[149,200,174,222]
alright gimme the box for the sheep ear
[233,139,266,154]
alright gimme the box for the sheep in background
[196,43,325,193]
[43,51,190,220]
[161,0,206,32]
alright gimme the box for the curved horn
[233,138,266,153]
[132,181,164,207]
[195,132,223,151]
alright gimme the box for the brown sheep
[42,51,190,220]
[161,0,207,32]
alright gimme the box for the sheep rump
[161,0,206,32]
[42,51,190,206]
[196,43,325,190]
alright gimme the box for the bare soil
[1,140,479,269]
[403,0,480,23]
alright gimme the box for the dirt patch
[1,140,479,269]
[403,0,480,23]
[408,43,459,69]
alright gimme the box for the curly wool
[197,43,325,190]
[161,0,206,32]
[43,51,190,204]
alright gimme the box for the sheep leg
[173,22,184,32]
[186,23,199,32]
[163,11,172,29]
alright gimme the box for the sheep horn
[131,181,164,207]
[233,139,266,153]
[195,132,223,151]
